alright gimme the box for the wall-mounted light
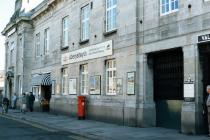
[140,20,143,24]
[188,4,192,9]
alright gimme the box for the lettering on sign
[61,40,113,65]
[198,34,210,43]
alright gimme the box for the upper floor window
[19,37,23,58]
[160,0,179,15]
[106,59,116,95]
[10,42,15,66]
[106,0,117,32]
[35,33,40,57]
[81,4,90,41]
[62,16,69,48]
[44,28,49,55]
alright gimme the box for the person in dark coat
[29,92,35,112]
[26,93,30,111]
[2,97,9,114]
[0,92,3,107]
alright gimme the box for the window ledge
[79,39,89,45]
[106,93,117,96]
[35,56,41,58]
[103,29,117,36]
[61,46,69,51]
[160,9,179,17]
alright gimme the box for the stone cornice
[31,0,60,20]
[1,16,31,36]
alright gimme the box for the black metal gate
[199,44,210,133]
[153,48,183,129]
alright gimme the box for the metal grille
[153,49,184,101]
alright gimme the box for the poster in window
[51,80,55,95]
[115,78,123,95]
[69,78,77,95]
[127,72,135,95]
[90,75,101,95]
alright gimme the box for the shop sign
[198,34,210,43]
[62,40,113,65]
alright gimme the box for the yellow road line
[0,114,58,133]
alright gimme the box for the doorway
[40,85,52,112]
[9,80,12,105]
[152,48,184,129]
[198,43,210,133]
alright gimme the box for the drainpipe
[135,0,140,127]
[135,0,144,127]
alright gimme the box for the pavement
[0,108,209,140]
[0,116,88,140]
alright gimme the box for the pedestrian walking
[21,93,27,113]
[29,92,35,112]
[2,97,9,114]
[26,92,30,111]
[0,92,3,107]
[12,93,18,109]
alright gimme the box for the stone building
[2,0,210,134]
[0,70,4,94]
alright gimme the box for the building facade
[0,70,4,94]
[2,0,210,134]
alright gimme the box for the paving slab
[0,108,209,140]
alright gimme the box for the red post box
[77,96,86,119]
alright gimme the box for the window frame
[80,64,89,95]
[62,68,68,95]
[18,75,22,96]
[81,4,90,41]
[32,86,40,101]
[35,33,40,57]
[62,16,69,48]
[160,0,179,16]
[106,59,117,95]
[105,0,117,32]
[44,28,49,55]
[9,42,15,66]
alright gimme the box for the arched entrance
[32,73,52,112]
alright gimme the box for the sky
[0,0,43,71]
[0,0,16,70]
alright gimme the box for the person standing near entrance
[21,93,27,113]
[206,85,210,136]
[29,92,35,112]
[12,93,18,109]
[26,92,30,111]
[0,92,3,107]
[2,96,9,114]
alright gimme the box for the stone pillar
[136,53,156,127]
[181,45,197,134]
